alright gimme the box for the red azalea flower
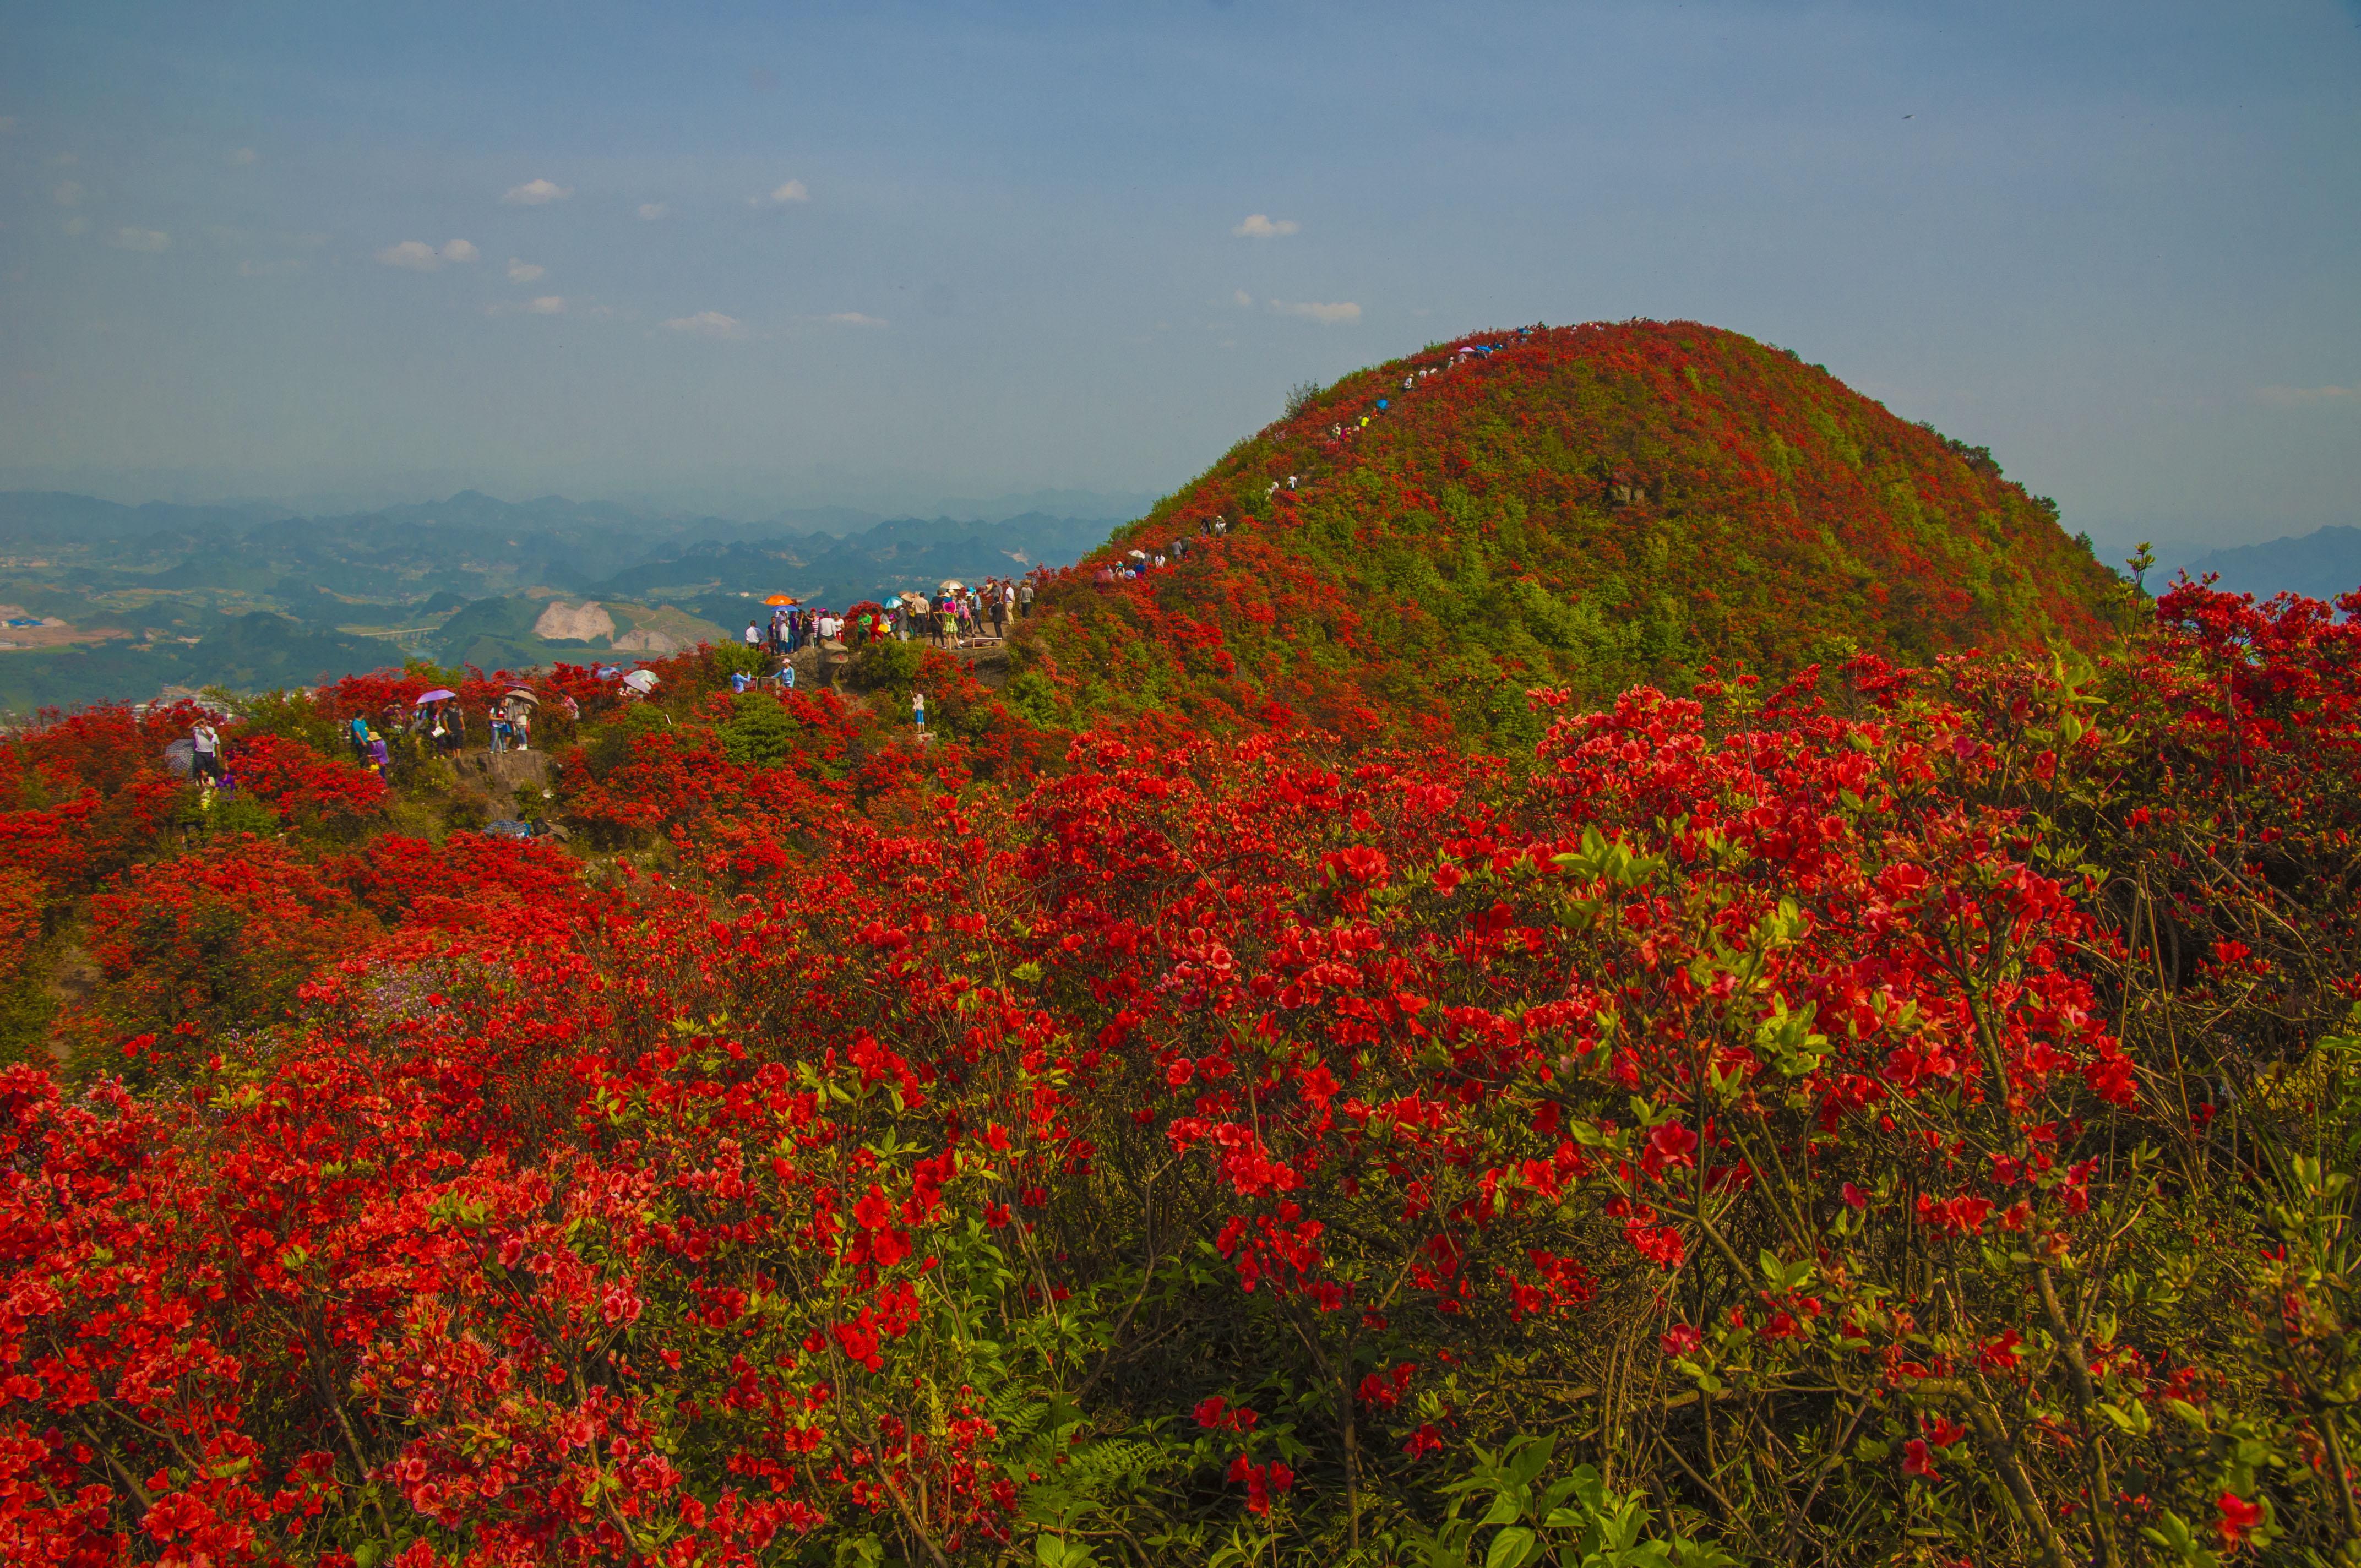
[2217,1492,2262,1548]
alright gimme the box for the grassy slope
[1013,319,2120,746]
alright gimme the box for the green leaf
[1506,1434,1556,1487]
[1484,1525,1538,1568]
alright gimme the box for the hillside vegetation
[1016,320,2118,744]
[4,325,2361,1568]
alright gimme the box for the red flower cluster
[0,577,2353,1560]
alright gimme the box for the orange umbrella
[764,594,800,606]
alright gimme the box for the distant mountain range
[0,488,1134,711]
[2177,526,2361,603]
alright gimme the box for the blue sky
[0,1,2354,559]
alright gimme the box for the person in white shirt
[191,720,222,782]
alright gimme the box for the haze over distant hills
[2176,526,2361,604]
[0,488,1142,712]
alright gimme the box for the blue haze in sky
[0,0,2354,560]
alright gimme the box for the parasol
[764,594,799,605]
[1125,549,1147,560]
[413,687,458,704]
[938,579,965,592]
[505,688,539,704]
[622,669,660,694]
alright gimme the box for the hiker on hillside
[1018,579,1034,618]
[490,709,511,754]
[191,719,222,783]
[912,689,926,735]
[744,620,760,649]
[512,705,532,752]
[348,712,371,761]
[367,728,390,778]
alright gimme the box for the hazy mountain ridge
[2179,525,2361,603]
[0,489,1133,711]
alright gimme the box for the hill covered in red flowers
[8,325,2361,1567]
[1011,320,2120,745]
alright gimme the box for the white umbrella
[622,669,660,694]
[505,688,539,705]
[938,579,965,592]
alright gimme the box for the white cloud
[229,147,257,166]
[663,310,747,339]
[52,181,79,206]
[1271,298,1361,325]
[1232,214,1299,238]
[507,257,546,282]
[750,179,809,207]
[109,228,170,253]
[637,202,668,221]
[59,216,84,236]
[503,178,573,205]
[822,312,887,328]
[2255,384,2358,406]
[376,239,443,270]
[1234,289,1253,306]
[530,295,565,314]
[440,238,479,263]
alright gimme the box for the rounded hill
[1011,319,2120,744]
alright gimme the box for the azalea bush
[0,582,2355,1565]
[1011,322,2119,747]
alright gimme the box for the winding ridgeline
[1014,319,2118,743]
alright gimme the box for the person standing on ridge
[191,718,222,783]
[911,689,926,737]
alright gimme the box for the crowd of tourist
[743,572,1049,658]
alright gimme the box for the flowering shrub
[1014,321,2118,744]
[1,578,2359,1564]
[85,836,379,1072]
[229,733,389,836]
